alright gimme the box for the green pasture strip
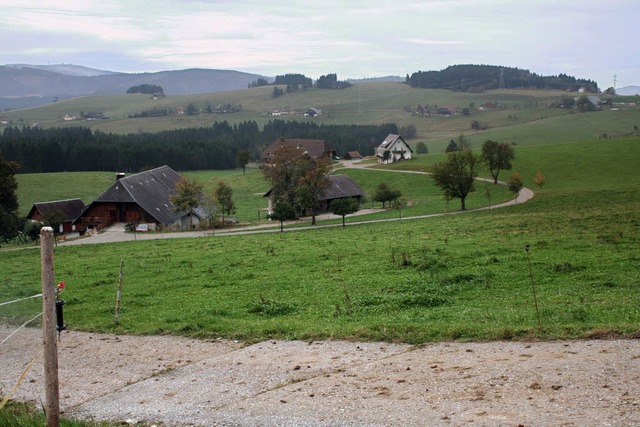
[2,182,638,343]
[421,108,640,153]
[379,137,640,189]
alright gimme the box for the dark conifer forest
[0,120,397,173]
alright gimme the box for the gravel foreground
[1,326,638,426]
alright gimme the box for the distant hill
[0,64,267,109]
[4,63,117,77]
[616,85,640,96]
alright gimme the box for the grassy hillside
[4,83,637,151]
[2,139,639,343]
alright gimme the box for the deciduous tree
[270,200,296,232]
[481,140,515,184]
[295,158,331,225]
[392,197,408,219]
[508,173,524,202]
[432,150,482,210]
[329,197,359,226]
[170,176,203,230]
[261,146,304,210]
[214,180,236,228]
[236,150,251,174]
[373,182,402,208]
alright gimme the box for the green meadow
[2,138,639,343]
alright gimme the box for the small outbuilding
[343,151,363,160]
[27,199,85,234]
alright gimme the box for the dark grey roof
[264,174,365,201]
[27,198,85,222]
[91,165,186,225]
[322,174,365,200]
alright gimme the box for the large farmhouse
[75,165,204,231]
[375,134,413,164]
[261,137,335,163]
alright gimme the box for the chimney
[116,173,125,181]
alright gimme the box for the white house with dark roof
[375,134,413,164]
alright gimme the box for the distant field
[3,139,639,343]
[3,83,638,156]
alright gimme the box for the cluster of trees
[316,73,351,89]
[170,176,236,231]
[433,139,515,210]
[126,84,164,95]
[405,65,599,93]
[128,106,171,118]
[261,146,332,226]
[555,95,604,112]
[250,73,351,91]
[373,182,402,208]
[274,74,313,90]
[0,121,397,173]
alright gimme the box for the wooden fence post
[41,226,60,427]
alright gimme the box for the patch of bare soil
[1,326,639,426]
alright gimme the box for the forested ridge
[405,64,599,93]
[0,120,397,173]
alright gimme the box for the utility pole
[41,226,60,427]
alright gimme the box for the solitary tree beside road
[330,197,359,226]
[432,149,482,210]
[481,140,515,184]
[214,180,236,228]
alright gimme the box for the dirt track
[1,327,639,426]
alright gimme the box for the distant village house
[375,134,413,164]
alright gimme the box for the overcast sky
[1,0,638,89]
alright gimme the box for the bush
[415,141,428,154]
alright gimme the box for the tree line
[405,65,599,93]
[250,73,351,91]
[0,120,397,173]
